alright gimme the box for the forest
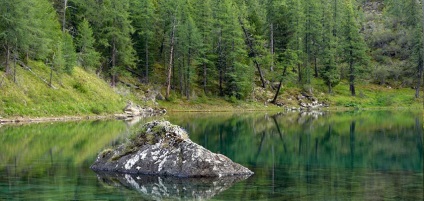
[0,0,423,107]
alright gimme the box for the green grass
[0,61,421,118]
[0,61,125,117]
[325,80,422,109]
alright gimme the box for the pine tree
[79,0,136,86]
[340,0,369,96]
[75,19,100,69]
[192,0,215,94]
[129,0,157,82]
[62,32,77,73]
[320,0,340,93]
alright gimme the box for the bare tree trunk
[271,66,287,104]
[218,30,224,96]
[166,19,176,100]
[203,63,207,94]
[49,56,54,87]
[349,57,356,96]
[111,40,117,87]
[145,35,149,83]
[62,0,67,32]
[50,66,53,87]
[186,46,191,99]
[297,63,302,82]
[179,54,184,95]
[314,57,318,78]
[13,51,17,83]
[270,23,274,72]
[5,45,10,74]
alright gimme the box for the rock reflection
[95,171,250,200]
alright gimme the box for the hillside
[0,61,125,117]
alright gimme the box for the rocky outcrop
[284,93,328,111]
[95,172,249,200]
[91,121,253,177]
[115,101,166,120]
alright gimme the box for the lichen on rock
[91,120,253,177]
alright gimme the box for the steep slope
[0,61,126,117]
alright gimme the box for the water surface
[0,111,422,200]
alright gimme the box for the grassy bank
[0,61,421,118]
[0,61,125,118]
[160,80,422,112]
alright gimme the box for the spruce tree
[320,0,340,93]
[129,0,157,82]
[340,0,369,96]
[76,19,100,69]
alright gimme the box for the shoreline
[1,105,421,125]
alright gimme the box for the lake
[0,111,422,200]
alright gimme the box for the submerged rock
[96,172,249,200]
[91,120,253,177]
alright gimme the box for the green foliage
[76,19,100,69]
[62,32,77,74]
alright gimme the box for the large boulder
[91,121,253,177]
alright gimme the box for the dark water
[0,111,422,200]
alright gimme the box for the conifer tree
[340,0,369,96]
[320,0,340,93]
[62,32,77,73]
[129,0,157,82]
[192,0,215,94]
[76,19,100,69]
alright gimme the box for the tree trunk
[50,59,54,87]
[239,17,266,88]
[314,57,318,78]
[62,0,67,32]
[271,66,287,104]
[218,30,224,96]
[328,83,332,94]
[349,59,356,96]
[297,63,302,82]
[13,51,17,83]
[270,23,274,72]
[145,35,149,83]
[166,19,176,100]
[203,63,207,94]
[5,45,10,74]
[416,62,423,98]
[111,40,117,87]
[186,46,191,100]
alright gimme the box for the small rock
[155,92,165,101]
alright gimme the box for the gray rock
[155,92,165,101]
[91,121,253,177]
[95,172,249,200]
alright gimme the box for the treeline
[0,0,423,101]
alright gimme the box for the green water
[0,111,422,200]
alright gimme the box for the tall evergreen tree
[129,0,157,82]
[192,0,215,94]
[320,0,340,93]
[341,0,369,96]
[75,19,100,69]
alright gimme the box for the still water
[0,111,422,200]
